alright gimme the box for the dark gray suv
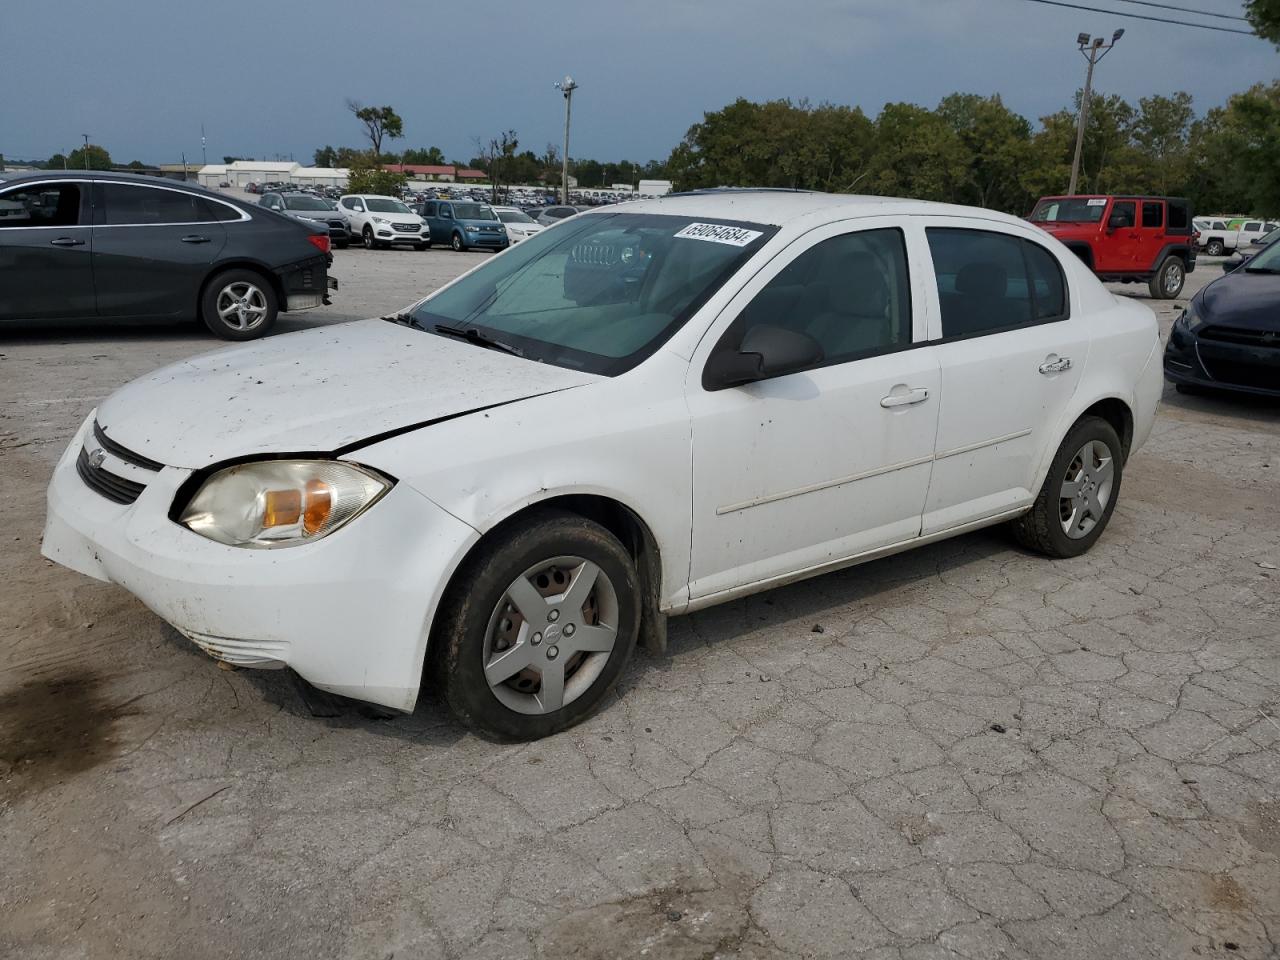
[259,191,351,249]
[0,172,334,340]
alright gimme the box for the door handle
[880,387,930,408]
[1039,356,1072,375]
[50,237,84,247]
[180,235,211,244]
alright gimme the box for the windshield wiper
[432,322,525,358]
[383,311,428,330]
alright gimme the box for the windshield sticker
[1086,198,1107,206]
[673,223,764,246]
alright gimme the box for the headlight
[372,216,389,224]
[1174,305,1198,332]
[466,225,479,232]
[179,460,392,549]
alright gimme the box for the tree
[345,154,407,196]
[402,146,446,166]
[1246,0,1280,45]
[125,160,147,170]
[937,93,1032,211]
[866,103,968,201]
[472,131,518,202]
[346,100,403,159]
[222,155,245,165]
[67,144,112,170]
[45,153,68,170]
[1132,93,1194,195]
[313,145,338,167]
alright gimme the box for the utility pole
[201,123,207,167]
[81,133,90,169]
[1068,29,1123,196]
[554,75,578,205]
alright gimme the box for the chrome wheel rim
[452,234,462,251]
[1164,262,1183,295]
[363,228,373,249]
[1059,439,1115,539]
[215,281,267,331]
[482,556,619,715]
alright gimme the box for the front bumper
[377,229,430,244]
[1163,325,1280,397]
[465,232,509,248]
[42,414,478,711]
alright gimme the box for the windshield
[410,213,774,375]
[453,203,496,221]
[1245,238,1280,271]
[497,209,536,224]
[284,196,332,211]
[1030,198,1106,223]
[367,198,412,214]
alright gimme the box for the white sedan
[492,205,545,242]
[44,192,1163,740]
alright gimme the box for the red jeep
[1029,195,1196,299]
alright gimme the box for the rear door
[0,179,96,320]
[1136,201,1167,271]
[91,181,227,320]
[920,222,1087,534]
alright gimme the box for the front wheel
[200,269,277,340]
[362,226,375,250]
[434,510,641,741]
[451,232,466,252]
[1010,416,1123,558]
[1149,257,1185,299]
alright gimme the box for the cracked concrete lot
[1,248,1278,959]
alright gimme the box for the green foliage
[346,101,404,155]
[66,144,112,170]
[345,155,407,196]
[1246,0,1280,44]
[402,146,447,165]
[222,155,245,164]
[313,145,338,167]
[665,86,1280,216]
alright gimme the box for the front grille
[1199,325,1280,348]
[1201,357,1280,390]
[77,447,146,504]
[77,421,162,504]
[392,222,419,232]
[571,243,618,266]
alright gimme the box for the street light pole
[554,76,578,205]
[1068,29,1123,196]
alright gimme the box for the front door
[1097,199,1137,272]
[0,180,96,320]
[686,219,940,602]
[91,181,226,320]
[919,222,1087,534]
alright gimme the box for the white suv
[43,191,1163,740]
[339,193,430,250]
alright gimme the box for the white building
[197,161,349,189]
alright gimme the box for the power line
[1018,0,1257,33]
[1113,0,1248,20]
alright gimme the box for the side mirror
[703,324,824,391]
[1107,214,1126,231]
[1223,257,1245,273]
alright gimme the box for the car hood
[285,209,340,223]
[1198,271,1280,332]
[96,320,600,469]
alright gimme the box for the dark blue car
[1164,242,1280,397]
[417,200,509,252]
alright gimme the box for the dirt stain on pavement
[0,669,131,799]
[1206,872,1251,912]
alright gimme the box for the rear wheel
[1205,239,1225,257]
[434,510,640,741]
[1149,257,1185,300]
[1010,416,1123,559]
[200,269,277,340]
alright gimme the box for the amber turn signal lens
[303,479,333,535]
[262,489,302,527]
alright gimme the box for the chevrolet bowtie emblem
[88,447,107,469]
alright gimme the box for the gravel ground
[1,248,1277,960]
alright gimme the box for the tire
[451,232,466,252]
[335,239,350,250]
[433,509,641,741]
[1205,239,1225,257]
[1010,416,1123,559]
[362,226,375,250]
[200,269,278,341]
[1174,382,1203,396]
[1148,257,1185,300]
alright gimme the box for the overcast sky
[1,0,1274,167]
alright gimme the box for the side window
[1245,221,1262,232]
[1168,203,1189,231]
[99,184,209,225]
[0,184,82,227]
[1023,242,1068,321]
[441,204,452,218]
[1142,203,1164,228]
[424,202,437,217]
[341,198,355,210]
[1110,201,1136,229]
[203,198,242,222]
[734,228,912,366]
[927,228,1041,338]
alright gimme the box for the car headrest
[956,263,1008,298]
[826,252,889,316]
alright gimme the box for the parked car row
[0,171,335,340]
[1193,217,1279,256]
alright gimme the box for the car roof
[1,169,224,194]
[593,189,1033,229]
